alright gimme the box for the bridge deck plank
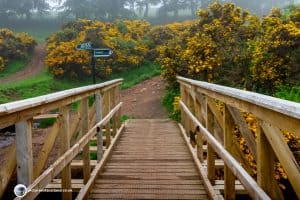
[88,119,209,200]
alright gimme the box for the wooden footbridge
[0,77,299,200]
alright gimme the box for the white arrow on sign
[93,48,113,58]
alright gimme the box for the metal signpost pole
[91,55,96,84]
[76,42,113,84]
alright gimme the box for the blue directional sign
[93,48,113,58]
[76,42,92,50]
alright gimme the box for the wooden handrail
[0,79,122,200]
[180,101,270,200]
[0,79,122,129]
[177,76,300,135]
[177,76,300,199]
[177,76,300,119]
[14,102,123,200]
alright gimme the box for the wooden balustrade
[0,79,122,200]
[177,76,300,200]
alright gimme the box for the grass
[274,85,300,103]
[162,87,180,121]
[0,62,161,104]
[109,62,161,89]
[0,59,27,78]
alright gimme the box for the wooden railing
[0,79,122,200]
[177,76,300,200]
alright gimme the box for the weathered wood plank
[16,120,33,186]
[0,142,16,199]
[227,106,257,160]
[260,121,300,199]
[0,80,122,129]
[81,98,91,184]
[95,92,103,162]
[257,120,284,200]
[14,103,122,200]
[34,117,61,178]
[178,124,220,200]
[223,105,236,200]
[76,123,125,200]
[60,105,72,200]
[180,100,271,200]
[206,97,215,185]
[85,120,211,200]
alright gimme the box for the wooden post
[81,98,90,184]
[180,84,187,130]
[257,120,284,200]
[223,105,236,200]
[103,91,111,148]
[115,86,121,129]
[95,92,103,162]
[15,120,33,186]
[206,97,215,185]
[111,87,117,137]
[60,105,72,200]
[194,99,203,162]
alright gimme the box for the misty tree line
[0,0,297,21]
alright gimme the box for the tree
[0,0,49,19]
[62,0,134,20]
[136,0,161,18]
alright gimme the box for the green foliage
[0,59,27,78]
[0,28,36,72]
[275,85,300,102]
[90,152,97,160]
[45,19,151,78]
[162,87,180,121]
[90,141,97,146]
[0,62,160,104]
[156,2,300,94]
[38,118,56,128]
[120,115,134,123]
[110,62,161,89]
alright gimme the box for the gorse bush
[45,19,151,78]
[0,28,36,72]
[155,2,300,93]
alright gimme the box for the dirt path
[121,76,168,119]
[0,44,46,84]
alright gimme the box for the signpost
[76,42,113,84]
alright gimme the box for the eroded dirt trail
[0,44,46,84]
[121,76,168,119]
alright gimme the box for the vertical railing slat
[60,105,72,200]
[223,105,236,200]
[81,98,90,184]
[206,97,215,185]
[15,120,33,186]
[257,120,284,200]
[96,92,103,162]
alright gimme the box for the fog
[0,0,299,28]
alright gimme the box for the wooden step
[203,159,224,169]
[46,179,84,192]
[71,160,97,168]
[214,180,246,195]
